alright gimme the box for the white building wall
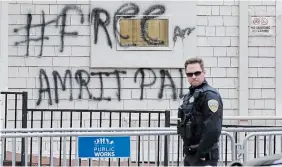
[0,0,9,162]
[7,0,243,123]
[197,0,240,119]
[248,1,276,124]
[3,0,282,163]
[0,1,9,121]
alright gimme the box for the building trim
[239,1,249,116]
[276,0,282,116]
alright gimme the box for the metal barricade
[124,115,282,164]
[166,131,236,166]
[2,91,282,166]
[1,128,236,166]
[1,129,174,166]
[218,131,236,166]
[222,127,282,162]
[241,131,282,162]
[1,91,172,166]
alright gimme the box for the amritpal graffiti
[13,3,195,57]
[36,68,184,106]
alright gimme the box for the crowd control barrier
[1,128,236,166]
[1,91,281,166]
[241,131,282,162]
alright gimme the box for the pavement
[3,151,154,166]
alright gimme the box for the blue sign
[78,136,131,158]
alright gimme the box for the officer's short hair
[184,57,205,71]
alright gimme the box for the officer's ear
[202,69,206,75]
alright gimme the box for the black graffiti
[91,8,112,48]
[57,5,84,52]
[112,3,166,46]
[92,3,167,48]
[90,70,126,101]
[13,3,195,57]
[173,26,195,46]
[37,69,52,105]
[14,5,84,56]
[141,4,166,45]
[159,69,176,99]
[36,69,127,105]
[113,3,140,46]
[112,70,127,101]
[90,72,110,101]
[134,68,157,100]
[134,68,184,100]
[14,13,32,56]
[53,70,73,104]
[178,68,184,99]
[36,68,185,106]
[75,70,93,100]
[14,12,50,57]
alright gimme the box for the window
[117,17,170,50]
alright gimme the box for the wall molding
[0,1,9,129]
[0,1,9,92]
[239,1,249,116]
[276,0,282,116]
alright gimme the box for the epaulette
[198,84,218,95]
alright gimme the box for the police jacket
[179,79,223,159]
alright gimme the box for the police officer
[177,57,223,166]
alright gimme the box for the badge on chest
[189,96,194,103]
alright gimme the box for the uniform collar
[189,79,208,92]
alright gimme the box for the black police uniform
[177,79,223,166]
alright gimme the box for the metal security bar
[242,131,282,162]
[0,91,28,166]
[1,127,176,133]
[124,116,282,125]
